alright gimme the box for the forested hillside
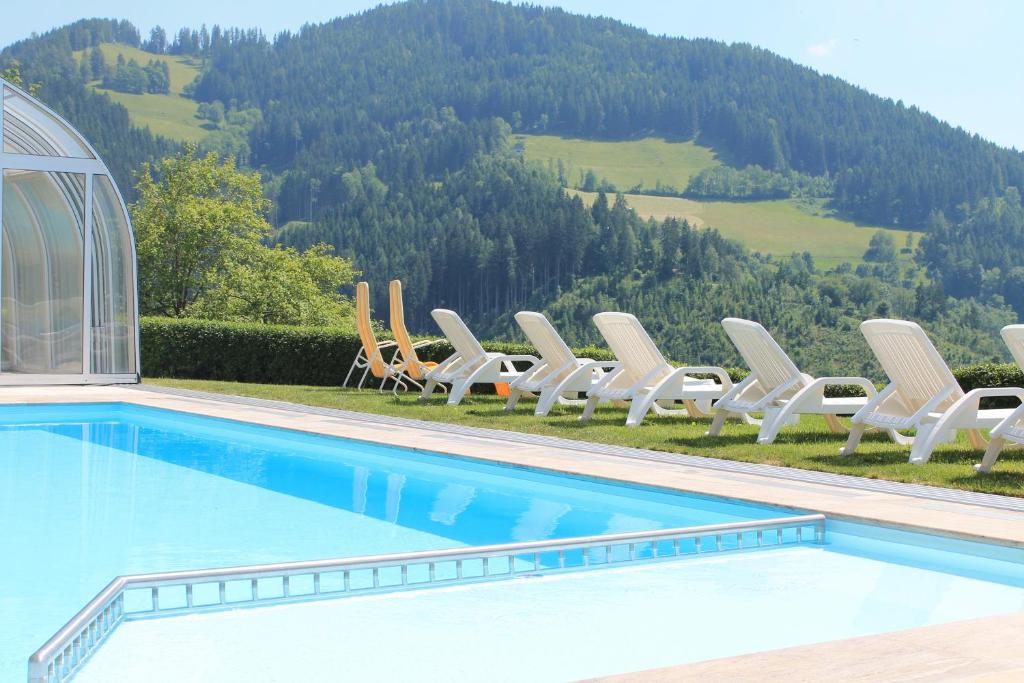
[2,1,1022,374]
[187,0,1024,229]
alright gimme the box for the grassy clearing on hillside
[569,190,920,268]
[147,379,1024,497]
[74,43,207,142]
[517,134,719,191]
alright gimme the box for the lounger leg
[886,429,914,446]
[535,388,561,417]
[840,423,866,455]
[419,379,439,401]
[357,363,372,389]
[504,389,523,412]
[976,436,1007,473]
[579,395,601,422]
[706,410,730,437]
[684,399,709,418]
[908,424,944,464]
[756,410,784,445]
[967,429,987,450]
[823,414,848,434]
[448,380,472,406]
[757,405,803,444]
[343,348,366,388]
[626,395,657,427]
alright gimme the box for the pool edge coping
[127,383,1024,514]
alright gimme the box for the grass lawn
[74,43,208,143]
[518,134,720,190]
[146,378,1024,497]
[569,191,920,268]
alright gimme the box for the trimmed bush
[141,318,1024,401]
[141,317,364,386]
[141,317,619,387]
[954,363,1024,408]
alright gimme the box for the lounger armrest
[576,360,620,371]
[627,366,670,393]
[814,376,877,388]
[509,360,556,389]
[674,366,734,388]
[549,360,617,390]
[495,354,540,363]
[492,354,539,372]
[590,365,626,393]
[992,403,1024,438]
[715,373,756,407]
[804,376,878,396]
[960,387,1024,402]
[376,340,398,349]
[411,338,444,349]
[426,352,462,379]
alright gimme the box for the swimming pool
[4,402,1024,681]
[3,402,785,681]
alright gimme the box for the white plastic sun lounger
[709,318,886,444]
[506,311,618,416]
[581,312,732,427]
[976,325,1024,472]
[842,319,1024,464]
[422,309,539,406]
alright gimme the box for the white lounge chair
[977,325,1024,472]
[581,312,732,427]
[506,311,618,416]
[709,318,886,444]
[842,319,1024,464]
[422,309,539,406]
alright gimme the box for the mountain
[2,1,1021,373]
[188,0,1024,229]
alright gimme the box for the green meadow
[569,190,920,268]
[74,43,208,142]
[517,134,720,190]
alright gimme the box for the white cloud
[807,38,840,58]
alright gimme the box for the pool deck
[10,384,1024,681]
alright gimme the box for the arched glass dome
[0,78,139,383]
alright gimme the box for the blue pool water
[4,403,1024,681]
[2,402,784,680]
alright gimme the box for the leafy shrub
[141,317,619,388]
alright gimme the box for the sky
[3,0,1022,150]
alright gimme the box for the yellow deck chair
[388,279,444,392]
[343,281,416,393]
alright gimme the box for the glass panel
[3,87,95,158]
[1,169,85,373]
[91,175,136,374]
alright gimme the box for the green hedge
[141,318,1024,401]
[141,316,620,388]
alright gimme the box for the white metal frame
[0,78,140,384]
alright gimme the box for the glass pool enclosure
[0,78,139,384]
